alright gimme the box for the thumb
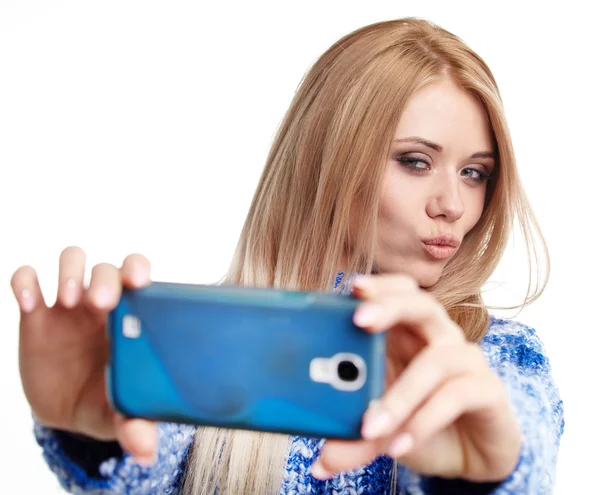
[114,414,158,466]
[11,265,47,319]
[310,438,384,480]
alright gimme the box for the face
[374,79,496,287]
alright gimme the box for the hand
[12,246,158,465]
[311,273,521,482]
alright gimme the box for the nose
[425,172,465,222]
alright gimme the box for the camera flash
[123,315,141,339]
[309,357,332,383]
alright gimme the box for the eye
[461,167,492,185]
[395,155,430,174]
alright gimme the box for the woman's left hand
[311,273,521,483]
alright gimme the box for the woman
[13,17,563,494]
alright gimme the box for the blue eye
[396,156,430,173]
[396,154,493,185]
[461,168,494,184]
[462,168,484,184]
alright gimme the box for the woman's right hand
[12,246,158,465]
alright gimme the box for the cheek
[376,179,421,255]
[378,185,408,230]
[378,169,419,225]
[463,189,487,231]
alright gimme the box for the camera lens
[337,360,360,382]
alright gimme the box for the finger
[11,265,46,315]
[56,246,86,308]
[120,253,151,289]
[310,438,385,480]
[386,373,504,459]
[85,263,122,312]
[353,292,464,344]
[351,273,418,300]
[385,329,427,374]
[362,343,486,439]
[384,332,425,387]
[114,414,158,466]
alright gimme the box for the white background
[0,1,596,493]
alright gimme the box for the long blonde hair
[182,17,549,494]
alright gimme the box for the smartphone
[105,281,386,440]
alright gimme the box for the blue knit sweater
[33,273,565,494]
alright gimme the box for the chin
[376,260,443,288]
[405,262,443,288]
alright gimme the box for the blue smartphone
[106,281,386,440]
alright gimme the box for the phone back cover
[107,282,386,439]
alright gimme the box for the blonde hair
[181,17,549,494]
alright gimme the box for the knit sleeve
[418,317,565,495]
[33,418,196,494]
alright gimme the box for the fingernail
[21,289,35,312]
[353,303,382,327]
[362,405,395,439]
[352,274,370,288]
[309,458,332,480]
[388,433,413,458]
[63,279,79,307]
[133,455,156,467]
[132,263,147,286]
[93,287,112,308]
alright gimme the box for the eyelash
[396,156,494,185]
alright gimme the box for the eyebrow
[394,137,496,160]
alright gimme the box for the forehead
[395,79,494,151]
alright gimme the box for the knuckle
[404,413,427,440]
[443,388,462,415]
[123,253,150,269]
[395,274,418,290]
[93,262,115,272]
[60,245,85,261]
[91,263,119,281]
[465,342,487,367]
[433,302,448,320]
[452,323,466,341]
[11,265,36,287]
[486,373,507,404]
[59,248,86,281]
[427,345,456,374]
[318,455,337,474]
[381,397,405,420]
[420,292,440,310]
[422,344,445,364]
[426,299,452,326]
